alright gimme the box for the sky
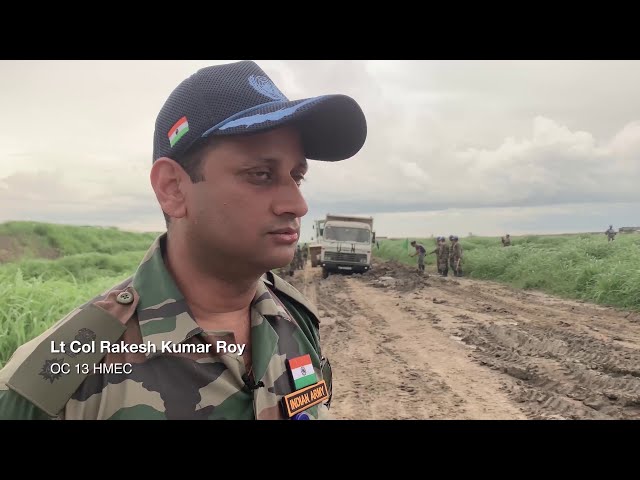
[1,60,639,243]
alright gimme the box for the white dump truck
[307,219,326,268]
[312,214,375,278]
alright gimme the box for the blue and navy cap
[153,60,367,163]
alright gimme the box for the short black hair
[161,136,219,227]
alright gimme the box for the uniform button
[116,291,133,304]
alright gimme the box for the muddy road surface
[287,259,640,420]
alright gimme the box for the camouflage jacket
[428,244,447,261]
[450,243,463,261]
[0,234,331,420]
[438,244,450,267]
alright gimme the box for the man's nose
[271,179,308,218]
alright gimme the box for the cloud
[2,114,639,236]
[1,60,640,237]
[300,115,640,215]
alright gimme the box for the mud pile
[361,259,434,292]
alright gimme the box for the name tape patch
[281,380,329,418]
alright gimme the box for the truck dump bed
[325,214,374,228]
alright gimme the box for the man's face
[181,126,309,275]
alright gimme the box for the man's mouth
[268,228,299,244]
[270,228,298,235]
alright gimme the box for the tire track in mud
[440,280,640,346]
[291,258,640,419]
[457,321,640,419]
[366,259,640,420]
[314,274,446,419]
[292,265,525,419]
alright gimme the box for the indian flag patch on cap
[168,116,189,147]
[287,354,317,390]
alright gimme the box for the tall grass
[0,221,159,257]
[0,222,159,368]
[1,251,147,283]
[3,222,640,368]
[376,234,640,311]
[0,270,128,367]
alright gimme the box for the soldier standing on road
[428,236,448,276]
[427,238,441,274]
[448,235,456,273]
[0,60,368,420]
[294,245,303,270]
[439,237,450,277]
[451,236,463,277]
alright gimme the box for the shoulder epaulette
[6,285,138,417]
[263,271,320,324]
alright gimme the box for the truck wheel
[322,268,329,279]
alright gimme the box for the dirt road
[288,259,640,420]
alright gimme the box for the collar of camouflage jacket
[130,233,296,374]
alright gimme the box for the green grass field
[0,221,160,367]
[1,221,639,368]
[376,233,640,312]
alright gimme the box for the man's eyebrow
[243,157,308,172]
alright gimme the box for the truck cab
[317,214,375,278]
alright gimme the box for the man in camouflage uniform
[0,60,367,420]
[437,237,450,276]
[427,237,447,276]
[295,245,304,270]
[450,236,463,277]
[448,235,456,274]
[605,225,616,242]
[501,234,511,246]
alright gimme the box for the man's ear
[150,158,189,220]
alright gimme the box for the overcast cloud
[1,60,639,241]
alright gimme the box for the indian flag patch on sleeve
[168,116,189,147]
[287,353,317,390]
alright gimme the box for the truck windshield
[324,226,370,243]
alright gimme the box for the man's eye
[250,171,272,181]
[293,174,306,186]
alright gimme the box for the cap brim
[202,95,367,162]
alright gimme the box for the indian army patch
[281,354,329,418]
[281,380,329,418]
